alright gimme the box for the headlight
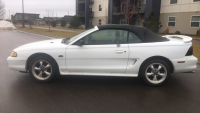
[11,51,17,57]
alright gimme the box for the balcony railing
[78,0,85,3]
[78,11,85,17]
[90,11,94,17]
[113,4,146,15]
[90,0,94,4]
[78,0,94,4]
[78,11,94,17]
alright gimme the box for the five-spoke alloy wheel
[29,57,56,82]
[141,59,171,86]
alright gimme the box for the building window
[99,19,101,25]
[18,15,22,19]
[121,20,125,24]
[99,5,102,11]
[137,20,140,25]
[121,3,125,12]
[139,1,142,7]
[138,1,142,10]
[89,21,93,27]
[191,16,200,27]
[168,17,176,27]
[170,0,177,4]
[194,0,200,2]
[89,8,92,12]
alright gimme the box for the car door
[126,31,143,74]
[65,29,129,74]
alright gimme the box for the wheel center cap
[153,70,158,74]
[40,66,45,71]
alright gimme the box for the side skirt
[59,71,138,77]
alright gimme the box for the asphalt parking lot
[0,30,200,113]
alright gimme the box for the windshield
[67,28,95,44]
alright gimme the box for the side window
[191,16,200,27]
[128,32,142,43]
[170,0,177,4]
[99,19,101,25]
[99,5,102,11]
[168,17,176,27]
[75,30,128,45]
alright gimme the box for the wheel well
[139,56,174,75]
[26,53,59,72]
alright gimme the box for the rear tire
[141,59,171,86]
[29,56,56,82]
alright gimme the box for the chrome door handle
[115,50,124,54]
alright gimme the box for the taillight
[186,46,193,56]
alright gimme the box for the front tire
[141,59,171,86]
[29,56,56,82]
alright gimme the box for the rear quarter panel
[126,41,191,74]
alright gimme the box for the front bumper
[7,56,27,72]
[170,56,198,73]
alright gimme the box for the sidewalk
[24,25,83,33]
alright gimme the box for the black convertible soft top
[97,24,168,42]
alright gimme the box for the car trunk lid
[162,35,192,43]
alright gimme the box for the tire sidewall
[141,59,171,86]
[29,56,56,82]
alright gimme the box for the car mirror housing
[79,40,85,46]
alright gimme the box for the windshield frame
[67,27,98,45]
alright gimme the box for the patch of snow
[0,20,16,30]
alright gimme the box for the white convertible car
[7,25,198,86]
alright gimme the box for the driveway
[0,30,200,113]
[192,40,200,45]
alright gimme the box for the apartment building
[160,0,200,35]
[76,0,108,29]
[76,0,161,29]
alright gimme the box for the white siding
[161,0,200,13]
[89,0,109,26]
[89,0,109,17]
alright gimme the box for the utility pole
[9,9,10,20]
[48,10,50,31]
[22,0,25,27]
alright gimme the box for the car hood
[14,39,67,51]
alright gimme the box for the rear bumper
[7,56,26,71]
[170,56,198,73]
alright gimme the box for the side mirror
[78,39,85,46]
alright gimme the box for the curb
[16,30,63,39]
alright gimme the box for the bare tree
[120,0,140,24]
[28,16,34,29]
[44,9,54,31]
[47,10,54,32]
[0,0,6,20]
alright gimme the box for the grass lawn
[190,36,200,41]
[16,26,80,38]
[193,44,200,62]
[16,24,86,32]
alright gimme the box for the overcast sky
[3,0,76,19]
